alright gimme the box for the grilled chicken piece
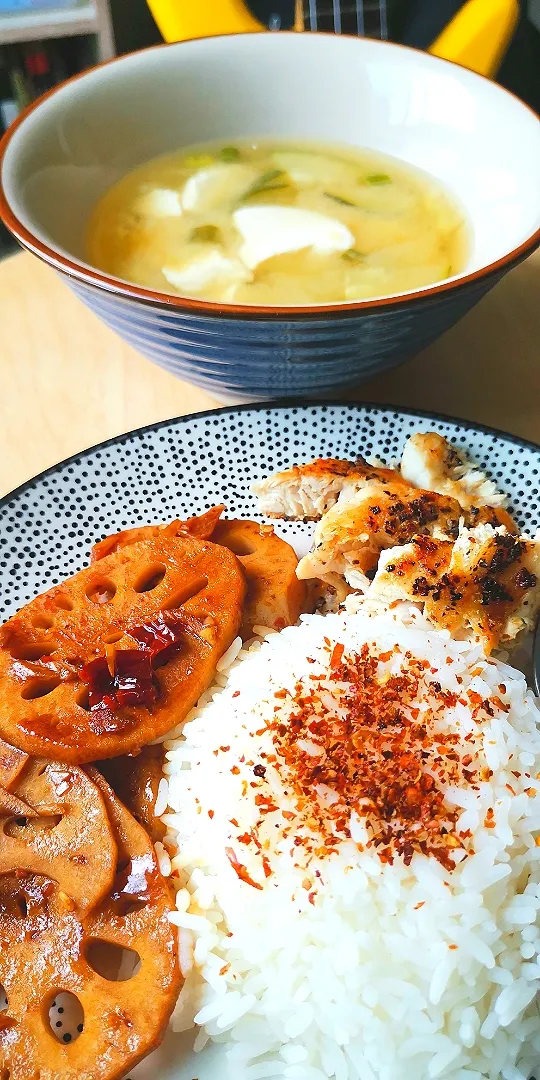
[427,526,540,650]
[252,457,407,521]
[296,480,462,585]
[256,442,517,603]
[370,525,540,652]
[400,432,514,521]
[369,535,454,607]
[466,503,518,533]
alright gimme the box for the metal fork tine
[533,617,540,696]
[356,0,364,36]
[333,0,342,33]
[379,0,388,39]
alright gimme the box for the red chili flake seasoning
[81,650,156,712]
[269,643,478,870]
[80,611,195,713]
[330,643,345,670]
[225,847,263,890]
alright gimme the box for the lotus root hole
[85,578,117,605]
[223,537,257,557]
[75,688,91,711]
[20,676,61,700]
[9,642,57,662]
[164,575,209,610]
[113,894,148,918]
[47,992,84,1044]
[133,563,167,594]
[4,814,62,839]
[54,594,74,611]
[85,939,141,982]
[0,985,7,1012]
[31,614,55,630]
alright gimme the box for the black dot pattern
[48,992,84,1044]
[0,404,538,622]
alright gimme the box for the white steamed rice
[159,606,540,1080]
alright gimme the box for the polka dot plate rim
[1,399,539,626]
[1,400,539,1079]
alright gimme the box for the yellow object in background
[148,0,519,78]
[429,0,519,79]
[146,0,264,42]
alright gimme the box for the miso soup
[87,140,469,306]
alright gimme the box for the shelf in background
[0,3,101,46]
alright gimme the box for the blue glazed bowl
[1,33,539,400]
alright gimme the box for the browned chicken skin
[255,434,536,650]
[296,480,463,583]
[371,526,540,652]
[252,457,410,521]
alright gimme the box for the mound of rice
[160,607,540,1080]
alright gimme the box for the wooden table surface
[2,249,540,499]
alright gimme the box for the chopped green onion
[219,146,241,162]
[190,225,221,243]
[342,248,365,263]
[365,174,391,185]
[239,169,290,202]
[324,192,357,207]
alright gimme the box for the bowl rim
[1,32,539,323]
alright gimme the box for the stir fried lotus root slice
[90,505,226,562]
[0,788,36,817]
[98,745,166,843]
[0,758,117,912]
[0,774,180,1080]
[92,515,307,640]
[211,519,307,638]
[0,535,246,763]
[0,738,32,815]
[0,737,29,791]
